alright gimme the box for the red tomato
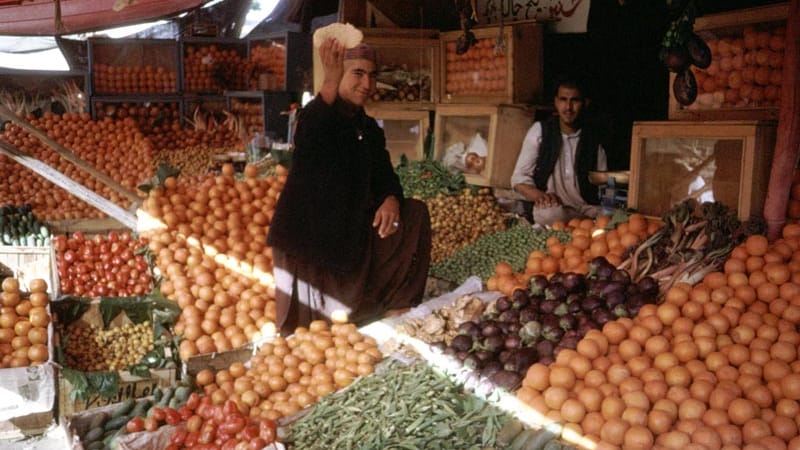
[184,430,200,447]
[223,400,239,416]
[150,406,166,423]
[164,407,182,426]
[186,392,201,411]
[197,403,213,420]
[258,419,277,443]
[199,422,217,444]
[165,445,179,450]
[239,425,260,441]
[178,405,194,421]
[170,428,188,446]
[248,438,267,450]
[218,417,246,436]
[125,417,144,433]
[221,438,238,450]
[144,416,159,432]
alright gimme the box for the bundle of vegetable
[517,223,800,450]
[287,359,512,450]
[619,199,757,296]
[396,156,466,199]
[441,258,659,392]
[0,277,51,368]
[0,203,51,246]
[431,226,568,286]
[426,187,508,263]
[660,2,708,105]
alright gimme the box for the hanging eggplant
[673,69,698,105]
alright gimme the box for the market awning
[0,0,209,36]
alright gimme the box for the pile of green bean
[287,360,511,450]
[430,226,571,284]
[396,158,466,199]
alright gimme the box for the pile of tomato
[126,393,277,450]
[54,231,152,297]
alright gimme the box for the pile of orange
[487,214,661,296]
[517,224,800,450]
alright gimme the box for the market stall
[0,0,799,449]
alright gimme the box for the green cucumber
[83,427,104,444]
[157,386,174,407]
[110,398,136,419]
[88,412,109,430]
[496,419,524,446]
[173,386,191,404]
[130,398,152,418]
[103,414,130,432]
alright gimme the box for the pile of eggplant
[437,257,659,393]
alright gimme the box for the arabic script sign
[476,0,590,33]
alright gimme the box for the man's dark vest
[532,117,601,205]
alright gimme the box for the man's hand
[373,196,401,238]
[534,192,561,209]
[514,184,562,209]
[319,38,345,104]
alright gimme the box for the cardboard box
[0,362,56,438]
[0,244,58,297]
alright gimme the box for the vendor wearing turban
[267,36,432,334]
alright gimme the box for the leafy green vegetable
[62,367,121,401]
[396,155,466,199]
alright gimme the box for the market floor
[0,425,67,450]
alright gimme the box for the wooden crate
[183,343,255,378]
[433,104,534,188]
[439,23,543,104]
[628,121,777,221]
[365,106,431,166]
[0,245,58,296]
[248,31,312,93]
[88,38,179,96]
[669,3,789,121]
[58,367,176,417]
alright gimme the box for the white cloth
[511,121,608,225]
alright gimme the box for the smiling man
[511,77,608,226]
[267,37,432,335]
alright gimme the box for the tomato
[186,392,201,411]
[144,416,159,432]
[126,417,145,433]
[170,428,188,446]
[150,406,166,423]
[223,400,239,416]
[178,405,194,421]
[63,250,76,263]
[199,421,217,444]
[192,445,221,450]
[248,438,267,450]
[218,417,246,436]
[197,403,215,420]
[184,430,200,447]
[258,419,277,443]
[221,438,238,450]
[186,415,203,433]
[240,425,260,441]
[165,445,179,450]
[164,407,182,425]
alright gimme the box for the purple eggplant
[483,335,505,353]
[542,321,564,343]
[562,272,586,293]
[511,289,530,309]
[519,320,542,345]
[545,283,568,302]
[549,272,565,285]
[505,334,522,350]
[507,321,522,335]
[540,299,559,314]
[451,334,474,353]
[626,283,641,296]
[518,307,539,324]
[567,299,582,315]
[610,269,631,284]
[638,276,659,297]
[495,296,512,312]
[625,294,645,316]
[588,257,614,280]
[529,275,549,297]
[481,321,502,337]
[613,304,630,318]
[457,321,481,337]
[504,347,539,373]
[463,354,483,370]
[498,310,517,324]
[578,319,600,337]
[600,280,626,298]
[535,339,554,358]
[687,33,712,69]
[498,350,512,364]
[581,294,603,313]
[606,291,625,309]
[592,307,615,325]
[474,349,495,362]
[489,370,523,391]
[553,302,569,317]
[480,361,503,379]
[539,355,554,365]
[559,314,578,331]
[556,335,581,353]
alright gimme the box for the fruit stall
[0,0,799,449]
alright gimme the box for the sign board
[475,0,590,33]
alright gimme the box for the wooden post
[338,0,366,26]
[764,0,800,240]
[0,140,138,230]
[0,104,142,207]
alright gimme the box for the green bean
[287,360,512,449]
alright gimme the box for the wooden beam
[763,0,799,240]
[0,103,142,207]
[338,0,366,27]
[0,140,138,230]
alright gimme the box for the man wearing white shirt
[511,78,607,225]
